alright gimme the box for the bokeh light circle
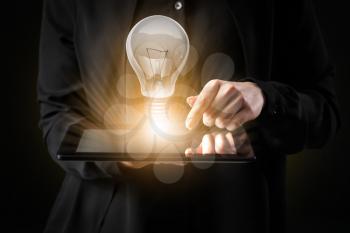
[201,53,235,87]
[153,153,185,184]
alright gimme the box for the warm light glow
[149,99,173,133]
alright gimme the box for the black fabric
[100,163,268,233]
[37,0,340,233]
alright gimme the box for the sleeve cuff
[237,77,284,122]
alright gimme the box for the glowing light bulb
[126,15,190,98]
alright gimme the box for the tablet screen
[57,98,256,162]
[58,126,255,162]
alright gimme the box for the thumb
[186,95,198,108]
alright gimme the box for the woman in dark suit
[38,0,339,232]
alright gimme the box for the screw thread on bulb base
[146,98,172,133]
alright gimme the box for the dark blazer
[37,0,340,233]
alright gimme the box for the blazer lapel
[107,0,139,78]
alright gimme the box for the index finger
[185,80,221,129]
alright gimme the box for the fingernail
[186,96,194,107]
[185,148,193,157]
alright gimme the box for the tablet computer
[57,123,256,163]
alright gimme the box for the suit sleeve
[248,0,340,155]
[37,0,121,179]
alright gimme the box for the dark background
[5,1,350,232]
